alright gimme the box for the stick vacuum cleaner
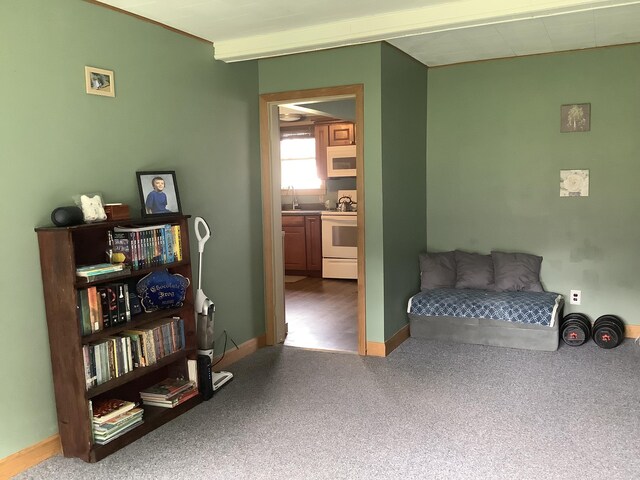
[194,217,233,394]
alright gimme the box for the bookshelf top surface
[35,214,190,232]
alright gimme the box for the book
[172,225,182,261]
[93,343,103,386]
[140,378,196,400]
[75,268,131,284]
[115,283,127,325]
[129,231,139,270]
[106,339,116,380]
[111,232,132,266]
[187,359,198,387]
[76,263,124,277]
[97,286,111,329]
[93,419,143,445]
[141,388,198,408]
[123,284,131,322]
[164,224,175,263]
[78,289,91,336]
[93,408,143,434]
[92,399,136,424]
[104,285,119,326]
[82,346,94,389]
[87,286,102,333]
[122,335,132,372]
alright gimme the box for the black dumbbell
[592,315,625,349]
[560,313,591,346]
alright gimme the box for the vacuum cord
[212,330,239,367]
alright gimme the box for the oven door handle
[323,217,357,225]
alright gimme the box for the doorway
[259,85,366,355]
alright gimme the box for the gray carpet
[17,338,640,479]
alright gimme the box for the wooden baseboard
[213,334,267,370]
[0,434,61,479]
[367,323,410,357]
[385,323,410,355]
[366,341,386,357]
[626,324,640,338]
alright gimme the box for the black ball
[51,206,84,227]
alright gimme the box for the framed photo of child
[136,171,182,217]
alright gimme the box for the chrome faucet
[287,186,299,210]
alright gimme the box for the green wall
[380,44,427,338]
[0,0,261,459]
[259,44,387,342]
[426,44,640,324]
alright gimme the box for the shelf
[74,260,189,287]
[81,307,186,344]
[35,214,191,232]
[36,213,197,461]
[87,348,196,399]
[90,394,202,462]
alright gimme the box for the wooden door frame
[259,84,366,355]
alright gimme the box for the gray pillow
[454,250,494,290]
[491,251,544,292]
[419,251,456,290]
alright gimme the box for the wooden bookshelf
[35,215,201,462]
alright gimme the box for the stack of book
[139,378,198,408]
[76,263,130,283]
[112,223,182,271]
[91,398,143,445]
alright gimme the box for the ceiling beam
[214,0,640,61]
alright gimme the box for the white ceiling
[95,0,640,66]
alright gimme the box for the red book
[87,287,103,333]
[92,399,136,424]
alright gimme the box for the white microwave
[327,145,357,177]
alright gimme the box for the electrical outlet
[570,290,582,305]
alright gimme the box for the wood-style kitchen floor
[284,277,358,353]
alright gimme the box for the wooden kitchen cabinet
[314,124,329,180]
[305,215,322,272]
[328,122,355,146]
[283,216,307,271]
[283,214,322,275]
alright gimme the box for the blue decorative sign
[136,269,190,312]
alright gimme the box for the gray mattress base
[408,314,559,351]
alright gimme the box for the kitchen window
[280,136,325,193]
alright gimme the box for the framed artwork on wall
[136,171,182,217]
[561,103,590,132]
[85,66,115,97]
[560,169,589,197]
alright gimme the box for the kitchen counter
[281,210,323,215]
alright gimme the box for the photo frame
[560,169,589,197]
[136,171,182,217]
[85,66,115,97]
[561,103,590,132]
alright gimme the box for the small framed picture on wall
[560,103,590,132]
[85,66,115,97]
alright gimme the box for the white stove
[321,190,358,280]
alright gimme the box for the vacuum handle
[194,217,211,254]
